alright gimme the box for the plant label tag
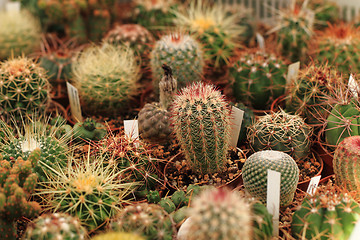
[124,120,139,141]
[230,106,244,148]
[304,9,315,31]
[256,33,265,52]
[287,62,300,85]
[348,75,360,98]
[350,218,360,240]
[66,82,83,123]
[267,169,281,237]
[5,1,21,13]
[306,175,321,195]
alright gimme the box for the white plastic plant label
[5,1,20,13]
[349,218,360,240]
[306,175,321,196]
[267,169,281,237]
[348,74,360,98]
[124,120,139,141]
[66,82,83,123]
[256,33,265,52]
[286,62,300,85]
[229,106,244,148]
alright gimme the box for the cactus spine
[171,82,231,175]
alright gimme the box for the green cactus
[0,10,41,59]
[91,232,145,240]
[110,203,176,240]
[23,213,87,240]
[171,82,231,175]
[185,187,253,240]
[138,64,176,144]
[231,103,255,144]
[171,190,188,208]
[242,150,299,207]
[147,190,161,204]
[251,201,273,240]
[72,43,141,116]
[292,184,360,239]
[159,198,176,214]
[0,56,51,119]
[88,9,111,42]
[73,118,107,142]
[247,109,312,161]
[304,0,339,29]
[0,149,42,240]
[150,33,204,93]
[230,51,287,110]
[172,206,187,224]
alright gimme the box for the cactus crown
[317,22,360,46]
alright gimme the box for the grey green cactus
[242,150,299,207]
[171,82,231,175]
[230,51,287,110]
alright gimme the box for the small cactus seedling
[73,118,107,142]
[91,231,145,240]
[171,82,231,175]
[23,213,87,240]
[109,203,176,240]
[242,150,299,207]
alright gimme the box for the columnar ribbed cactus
[285,62,342,125]
[0,149,42,240]
[242,150,299,207]
[72,43,141,116]
[247,109,312,161]
[0,57,51,118]
[109,203,176,240]
[138,64,177,144]
[0,10,41,59]
[91,232,145,240]
[292,184,360,239]
[230,51,287,110]
[185,187,253,240]
[24,213,87,240]
[171,82,231,175]
[333,136,360,199]
[150,33,204,92]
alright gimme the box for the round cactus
[247,109,313,161]
[0,10,41,59]
[0,56,51,118]
[109,203,176,240]
[150,33,204,93]
[171,82,231,175]
[242,150,299,207]
[292,184,360,239]
[230,51,287,110]
[73,118,107,142]
[72,43,141,116]
[91,232,145,240]
[185,187,253,240]
[24,213,87,240]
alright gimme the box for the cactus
[172,0,245,69]
[0,56,51,119]
[91,232,145,240]
[312,23,360,77]
[138,64,177,144]
[185,187,252,240]
[333,136,360,200]
[285,62,342,125]
[242,150,299,207]
[37,152,137,231]
[150,33,204,93]
[109,203,176,240]
[251,201,273,240]
[147,190,161,203]
[0,10,41,59]
[292,184,360,239]
[303,0,339,29]
[72,43,141,116]
[159,198,176,214]
[0,149,42,240]
[231,102,255,144]
[23,213,87,240]
[247,109,313,161]
[230,51,287,110]
[171,82,231,175]
[73,118,107,142]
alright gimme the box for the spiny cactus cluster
[23,213,87,240]
[247,109,312,161]
[230,51,287,110]
[171,82,231,175]
[0,149,42,240]
[150,33,204,92]
[0,56,51,118]
[242,150,299,207]
[72,43,141,116]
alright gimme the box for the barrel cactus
[150,33,204,93]
[0,10,41,59]
[247,109,312,161]
[292,184,360,239]
[230,51,287,110]
[23,213,87,240]
[0,56,51,118]
[171,82,231,175]
[110,203,176,240]
[242,150,299,207]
